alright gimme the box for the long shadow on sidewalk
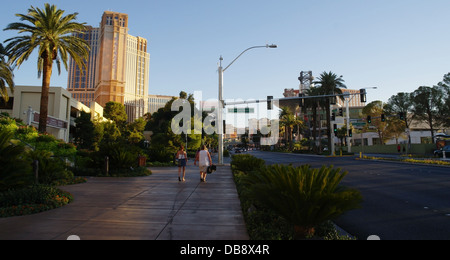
[0,165,248,240]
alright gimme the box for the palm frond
[4,3,90,74]
[244,164,362,230]
[0,58,15,101]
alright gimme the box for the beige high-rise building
[68,11,150,122]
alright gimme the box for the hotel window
[106,16,113,26]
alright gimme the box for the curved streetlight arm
[223,44,277,72]
[217,43,277,165]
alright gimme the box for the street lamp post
[218,44,277,165]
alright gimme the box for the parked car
[434,145,450,157]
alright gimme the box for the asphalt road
[247,151,450,240]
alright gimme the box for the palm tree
[4,4,89,133]
[304,87,327,153]
[279,107,303,151]
[313,72,346,153]
[0,44,14,102]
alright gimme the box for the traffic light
[360,89,367,103]
[381,114,386,122]
[333,124,338,133]
[332,112,336,121]
[267,96,274,110]
[367,116,372,124]
[339,108,344,117]
[399,112,405,121]
[348,129,353,137]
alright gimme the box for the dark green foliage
[243,164,362,237]
[74,111,96,150]
[27,150,74,185]
[104,101,128,127]
[230,154,265,173]
[0,185,73,217]
[147,145,175,163]
[231,154,361,239]
[94,142,150,176]
[0,129,33,191]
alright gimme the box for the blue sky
[2,0,450,105]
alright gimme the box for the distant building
[67,26,99,107]
[337,89,365,108]
[67,11,150,123]
[147,95,175,114]
[0,86,106,142]
[283,88,299,98]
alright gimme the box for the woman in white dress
[194,145,212,182]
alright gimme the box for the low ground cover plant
[0,186,73,218]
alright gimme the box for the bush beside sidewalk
[230,154,360,240]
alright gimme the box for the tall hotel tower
[67,11,150,122]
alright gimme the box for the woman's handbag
[207,165,217,174]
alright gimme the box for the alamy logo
[170,92,279,145]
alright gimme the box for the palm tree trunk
[288,126,293,150]
[38,56,52,133]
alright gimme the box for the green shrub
[0,116,18,133]
[27,150,74,185]
[147,146,174,163]
[243,164,362,239]
[231,154,265,173]
[0,129,33,191]
[31,134,77,159]
[109,146,137,169]
[92,142,146,175]
[0,185,73,217]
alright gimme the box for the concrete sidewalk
[0,165,249,240]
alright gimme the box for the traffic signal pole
[224,91,366,157]
[224,92,364,106]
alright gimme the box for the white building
[0,86,106,142]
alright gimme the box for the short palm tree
[244,164,362,239]
[313,72,346,153]
[4,4,90,133]
[0,44,14,102]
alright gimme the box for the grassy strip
[359,156,450,166]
